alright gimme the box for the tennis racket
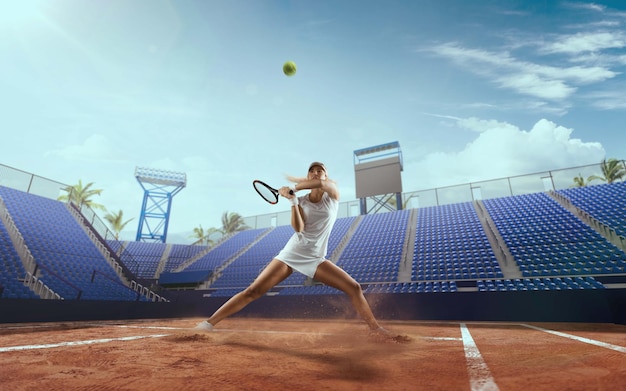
[253,180,294,204]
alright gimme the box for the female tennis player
[195,162,406,342]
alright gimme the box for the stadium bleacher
[0,185,146,301]
[163,243,207,272]
[557,181,626,237]
[413,202,502,281]
[116,241,168,279]
[209,225,299,290]
[0,222,38,299]
[483,192,626,278]
[336,210,410,284]
[1,179,626,305]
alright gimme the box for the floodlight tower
[353,141,404,215]
[134,167,187,243]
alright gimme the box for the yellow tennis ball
[283,61,297,76]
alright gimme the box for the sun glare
[0,0,44,26]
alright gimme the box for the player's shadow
[222,339,402,381]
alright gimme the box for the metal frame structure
[134,167,187,243]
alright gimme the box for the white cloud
[540,32,626,54]
[424,43,616,101]
[426,99,569,117]
[563,2,606,13]
[518,100,570,117]
[543,64,616,84]
[456,117,519,133]
[585,88,626,109]
[403,118,605,191]
[495,73,575,100]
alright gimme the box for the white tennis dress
[275,192,339,278]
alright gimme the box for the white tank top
[275,192,339,278]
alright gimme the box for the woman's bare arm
[292,179,340,200]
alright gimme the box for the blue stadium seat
[0,186,144,301]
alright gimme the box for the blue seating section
[206,216,358,291]
[557,181,626,237]
[365,281,458,294]
[0,186,143,301]
[4,182,625,299]
[120,241,167,278]
[413,202,502,280]
[279,281,460,295]
[163,244,207,272]
[210,226,298,289]
[336,210,411,283]
[483,192,626,277]
[326,216,357,258]
[477,276,605,291]
[209,288,242,297]
[278,285,342,295]
[185,228,267,273]
[0,223,39,299]
[107,239,124,254]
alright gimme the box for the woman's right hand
[279,186,295,198]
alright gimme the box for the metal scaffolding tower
[353,141,404,215]
[134,167,187,243]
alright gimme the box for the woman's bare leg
[206,259,292,326]
[312,260,381,330]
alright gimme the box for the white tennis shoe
[194,320,214,331]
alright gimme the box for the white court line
[112,324,464,339]
[0,322,482,354]
[113,325,338,336]
[0,324,59,330]
[460,323,499,391]
[217,329,337,336]
[521,324,626,354]
[0,334,168,353]
[423,337,463,341]
[111,325,183,330]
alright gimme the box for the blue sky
[1,0,625,243]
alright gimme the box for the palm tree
[58,180,106,210]
[588,158,626,184]
[189,225,206,244]
[189,225,221,246]
[104,210,134,240]
[570,173,594,188]
[386,194,417,210]
[220,211,249,234]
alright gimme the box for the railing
[1,160,624,231]
[32,263,82,299]
[1,197,64,300]
[0,164,67,200]
[66,201,143,277]
[23,273,61,300]
[551,190,626,252]
[0,166,167,301]
[0,196,36,274]
[243,160,626,229]
[66,203,166,302]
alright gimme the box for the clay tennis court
[1,318,624,390]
